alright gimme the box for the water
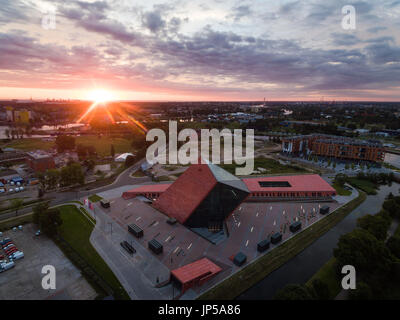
[0,123,84,139]
[238,182,400,300]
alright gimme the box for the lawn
[57,205,129,299]
[1,135,134,157]
[198,190,367,300]
[76,135,133,157]
[88,194,103,202]
[2,138,55,151]
[333,182,352,196]
[220,157,308,176]
[306,258,341,299]
[347,178,378,195]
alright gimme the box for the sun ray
[77,101,99,123]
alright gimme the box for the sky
[0,0,400,101]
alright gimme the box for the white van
[8,189,13,193]
[15,187,20,192]
[0,261,15,272]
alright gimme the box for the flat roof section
[171,258,222,285]
[122,183,172,199]
[243,174,336,193]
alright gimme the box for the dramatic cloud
[0,0,400,100]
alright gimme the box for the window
[258,181,292,188]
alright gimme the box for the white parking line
[173,246,180,254]
[250,226,254,232]
[153,221,159,227]
[127,202,133,207]
[237,222,241,227]
[165,236,171,242]
[136,217,141,221]
[187,243,192,250]
[256,212,259,217]
[245,240,249,247]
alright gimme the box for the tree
[111,144,115,158]
[76,144,88,159]
[125,154,136,167]
[45,169,60,190]
[357,214,391,241]
[274,284,314,300]
[348,282,373,300]
[11,198,24,217]
[33,201,50,225]
[55,135,75,153]
[310,279,330,300]
[387,236,400,259]
[60,162,85,186]
[333,228,394,276]
[32,202,62,238]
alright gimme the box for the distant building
[114,153,135,162]
[26,151,55,172]
[281,134,385,162]
[5,107,32,124]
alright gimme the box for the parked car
[10,252,24,260]
[19,186,24,191]
[15,187,20,192]
[0,261,15,272]
[8,189,13,193]
[35,230,41,236]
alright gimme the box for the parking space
[0,224,96,300]
[103,195,340,281]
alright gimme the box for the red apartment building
[282,134,385,162]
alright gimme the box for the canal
[238,182,400,300]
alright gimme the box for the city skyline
[1,0,400,101]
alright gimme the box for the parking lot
[0,223,96,300]
[94,193,343,296]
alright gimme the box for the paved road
[0,159,150,222]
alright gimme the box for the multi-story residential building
[282,134,385,162]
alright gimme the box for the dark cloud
[228,5,253,22]
[142,10,166,33]
[331,33,360,46]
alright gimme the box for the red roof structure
[171,258,222,293]
[243,174,336,193]
[153,163,218,224]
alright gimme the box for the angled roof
[171,258,222,284]
[153,163,218,223]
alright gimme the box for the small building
[148,238,163,254]
[26,151,55,172]
[257,239,270,253]
[289,221,302,233]
[320,206,330,215]
[170,258,222,294]
[233,252,247,266]
[271,232,282,245]
[114,153,134,163]
[128,223,143,238]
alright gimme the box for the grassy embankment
[332,183,352,196]
[88,194,103,202]
[57,205,129,300]
[198,190,366,300]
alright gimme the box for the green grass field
[75,135,133,157]
[57,205,129,299]
[2,135,134,157]
[333,182,352,196]
[2,138,54,151]
[88,194,103,202]
[306,258,341,299]
[347,178,378,195]
[198,190,367,300]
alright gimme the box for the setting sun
[87,89,114,103]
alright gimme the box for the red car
[6,249,18,256]
[2,242,13,248]
[3,244,15,251]
[5,247,17,254]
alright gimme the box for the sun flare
[87,89,113,103]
